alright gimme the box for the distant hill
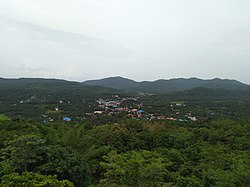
[0,77,125,95]
[83,77,250,93]
[83,76,137,90]
[0,78,75,89]
[1,77,249,94]
[171,87,250,100]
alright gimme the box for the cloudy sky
[0,0,250,83]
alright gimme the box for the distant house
[158,116,166,120]
[137,110,144,114]
[85,113,93,116]
[176,103,183,106]
[166,117,177,121]
[63,117,72,122]
[189,116,197,121]
[131,109,138,112]
[94,111,104,115]
[127,114,132,118]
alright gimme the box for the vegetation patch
[0,114,9,121]
[46,110,62,114]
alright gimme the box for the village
[10,94,199,123]
[78,95,198,123]
[4,91,204,123]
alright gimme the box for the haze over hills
[1,76,249,94]
[83,76,250,93]
[0,77,124,96]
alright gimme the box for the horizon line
[1,76,249,85]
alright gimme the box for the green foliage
[1,134,49,172]
[0,114,9,121]
[0,172,74,186]
[176,175,202,187]
[0,134,90,187]
[37,145,90,187]
[100,150,172,187]
[0,118,249,186]
[0,161,14,178]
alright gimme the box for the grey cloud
[0,16,150,80]
[0,1,250,83]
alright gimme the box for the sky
[0,0,250,83]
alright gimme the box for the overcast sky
[0,0,250,83]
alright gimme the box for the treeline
[0,119,249,186]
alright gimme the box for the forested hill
[83,76,137,90]
[0,78,76,89]
[1,77,249,94]
[83,76,250,93]
[0,77,123,94]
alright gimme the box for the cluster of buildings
[39,94,198,123]
[82,95,198,122]
[89,96,144,117]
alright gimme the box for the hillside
[83,76,137,90]
[1,77,250,121]
[83,77,250,93]
[0,77,121,93]
[1,77,249,94]
[0,77,128,120]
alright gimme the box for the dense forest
[0,118,249,186]
[0,78,250,186]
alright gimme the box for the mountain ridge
[83,76,250,93]
[0,76,249,94]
